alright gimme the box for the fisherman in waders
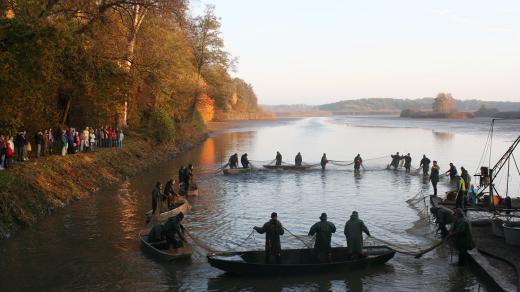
[449,208,474,266]
[308,213,336,263]
[240,153,249,168]
[430,161,440,196]
[390,152,400,169]
[254,212,284,264]
[178,166,185,193]
[403,153,412,173]
[320,153,328,170]
[295,152,302,166]
[275,151,282,166]
[420,155,431,176]
[344,211,371,258]
[354,154,363,171]
[445,162,458,181]
[164,212,186,249]
[151,182,163,215]
[455,175,466,210]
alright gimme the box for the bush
[145,109,176,143]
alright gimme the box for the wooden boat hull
[223,168,253,175]
[145,200,191,223]
[139,229,192,261]
[207,246,394,276]
[263,165,312,170]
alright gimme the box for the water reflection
[2,116,515,291]
[433,131,454,141]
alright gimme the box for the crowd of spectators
[0,127,124,170]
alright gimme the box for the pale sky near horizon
[191,1,520,105]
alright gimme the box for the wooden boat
[145,199,191,223]
[223,167,253,175]
[207,246,395,276]
[139,229,192,261]
[263,165,313,170]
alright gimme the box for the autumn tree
[432,92,457,113]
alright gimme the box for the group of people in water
[254,211,370,264]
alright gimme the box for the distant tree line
[0,1,258,136]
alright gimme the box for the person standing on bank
[254,212,284,264]
[430,161,440,196]
[308,213,336,262]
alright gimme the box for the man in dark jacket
[275,151,282,166]
[344,211,370,258]
[240,153,249,168]
[151,182,163,215]
[254,212,284,264]
[308,213,336,262]
[15,132,26,162]
[164,178,177,209]
[164,212,186,249]
[354,154,363,171]
[449,208,474,265]
[228,153,239,168]
[295,152,302,166]
[390,152,400,169]
[430,161,440,196]
[431,206,454,238]
[320,153,328,170]
[445,163,458,181]
[420,155,431,176]
[403,153,412,173]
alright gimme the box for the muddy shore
[0,131,208,239]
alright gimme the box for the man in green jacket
[344,211,371,258]
[449,208,474,266]
[429,161,440,196]
[455,175,466,210]
[309,213,336,262]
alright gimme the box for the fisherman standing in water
[430,161,440,196]
[420,155,431,176]
[403,153,412,173]
[275,151,282,166]
[320,153,328,170]
[354,154,363,171]
[390,152,400,169]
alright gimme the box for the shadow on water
[207,264,394,292]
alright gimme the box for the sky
[191,1,520,105]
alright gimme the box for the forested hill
[318,98,520,113]
[0,1,259,136]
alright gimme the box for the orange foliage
[195,93,215,124]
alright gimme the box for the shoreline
[0,131,208,240]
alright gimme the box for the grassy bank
[0,129,207,239]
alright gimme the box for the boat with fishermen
[145,198,191,223]
[139,228,192,261]
[207,246,395,276]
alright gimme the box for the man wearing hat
[344,211,371,258]
[254,212,284,264]
[308,213,336,262]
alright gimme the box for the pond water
[1,116,519,291]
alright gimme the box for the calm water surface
[1,116,519,291]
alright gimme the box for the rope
[184,228,217,253]
[283,227,314,249]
